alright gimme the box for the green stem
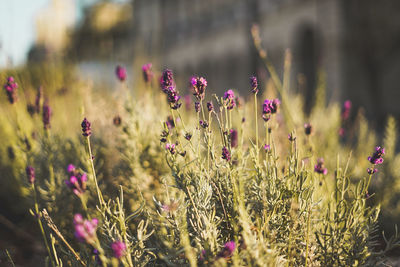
[86,137,105,207]
[32,184,56,267]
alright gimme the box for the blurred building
[68,0,400,121]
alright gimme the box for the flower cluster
[3,76,18,104]
[111,241,127,259]
[73,214,98,244]
[207,101,214,112]
[115,65,127,82]
[314,158,328,175]
[249,76,258,94]
[26,166,35,184]
[65,164,87,197]
[142,63,153,83]
[217,241,236,259]
[223,90,236,110]
[262,99,280,121]
[166,143,176,154]
[160,69,181,109]
[368,146,385,165]
[81,118,92,137]
[341,100,352,121]
[195,102,200,113]
[304,123,312,135]
[222,146,231,161]
[42,102,52,130]
[191,76,207,100]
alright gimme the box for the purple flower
[165,115,176,130]
[26,166,35,184]
[115,65,127,81]
[142,63,153,83]
[199,120,208,128]
[314,158,328,175]
[262,99,280,121]
[191,76,207,100]
[166,143,176,154]
[4,76,18,104]
[222,146,231,161]
[81,118,92,137]
[73,214,98,244]
[65,168,87,197]
[166,86,182,109]
[288,133,296,142]
[264,144,271,151]
[229,129,238,148]
[67,164,76,173]
[223,90,236,110]
[367,168,378,174]
[304,123,312,135]
[195,102,200,113]
[341,100,352,121]
[160,69,175,93]
[368,146,385,165]
[184,132,192,141]
[207,101,214,112]
[250,76,258,94]
[217,241,236,259]
[111,241,127,259]
[42,102,52,130]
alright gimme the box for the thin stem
[32,184,56,267]
[86,137,105,207]
[254,93,259,151]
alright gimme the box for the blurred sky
[0,0,50,67]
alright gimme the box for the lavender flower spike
[73,214,98,244]
[191,76,207,100]
[223,89,236,110]
[250,76,258,94]
[142,63,153,83]
[368,146,385,165]
[42,102,52,130]
[314,158,328,175]
[4,76,18,104]
[81,118,92,137]
[26,166,35,184]
[222,146,231,161]
[111,241,127,259]
[115,65,127,81]
[217,241,236,259]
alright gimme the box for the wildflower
[195,102,200,113]
[184,132,192,141]
[35,86,43,113]
[250,76,258,94]
[93,249,102,265]
[222,146,231,161]
[160,69,174,93]
[113,115,121,126]
[65,168,87,197]
[314,158,328,175]
[4,76,18,104]
[367,168,378,174]
[162,200,179,212]
[191,76,207,100]
[165,116,176,130]
[223,90,236,110]
[368,146,385,165]
[111,241,126,259]
[166,143,176,154]
[73,214,98,244]
[217,241,236,259]
[341,100,352,121]
[304,123,312,135]
[142,63,153,83]
[115,65,127,81]
[288,133,296,142]
[230,129,238,148]
[166,87,182,109]
[81,118,92,137]
[262,99,280,122]
[42,102,52,130]
[207,101,214,112]
[264,144,271,151]
[199,120,208,128]
[26,166,35,184]
[67,164,76,173]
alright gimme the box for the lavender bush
[0,37,400,266]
